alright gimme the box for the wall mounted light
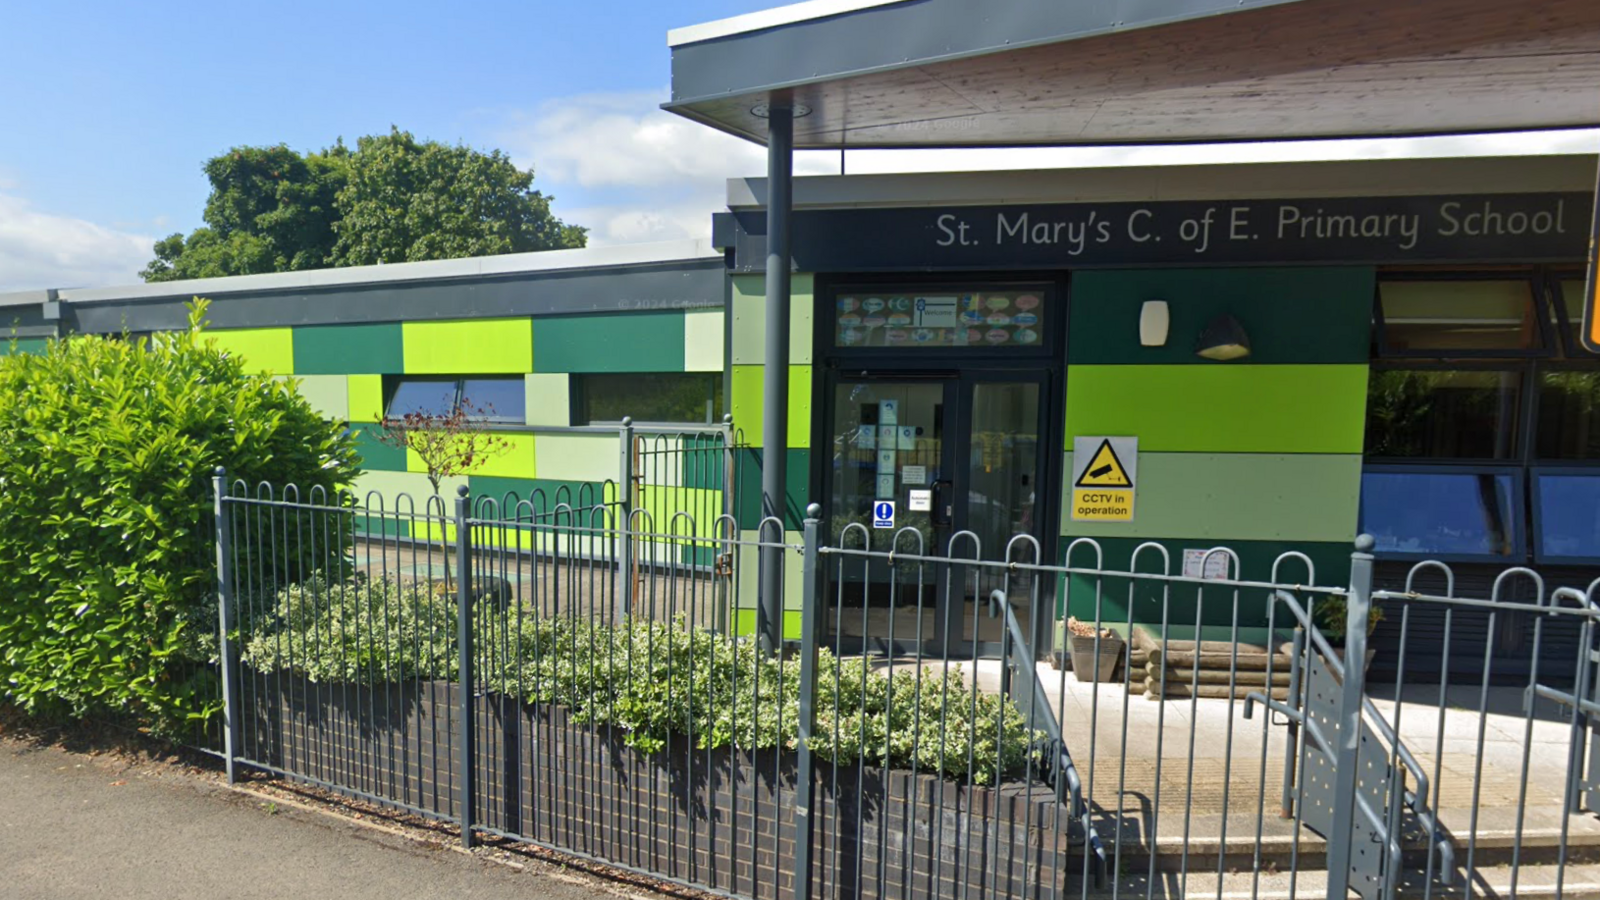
[1196,313,1252,361]
[1139,300,1169,346]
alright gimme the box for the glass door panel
[958,382,1042,647]
[826,380,949,649]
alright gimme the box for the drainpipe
[759,104,794,654]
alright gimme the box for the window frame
[1359,463,1527,564]
[1530,466,1600,565]
[1372,270,1556,360]
[382,375,529,427]
[571,372,725,427]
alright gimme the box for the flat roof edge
[667,0,909,47]
[0,239,722,307]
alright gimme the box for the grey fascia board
[0,289,53,308]
[667,0,1311,108]
[724,155,1600,211]
[46,239,721,307]
[667,0,912,47]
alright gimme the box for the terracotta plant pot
[1068,635,1125,683]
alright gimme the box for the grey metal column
[792,504,823,900]
[454,485,476,849]
[212,467,240,785]
[759,103,794,653]
[1325,534,1375,899]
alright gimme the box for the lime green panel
[524,374,570,426]
[1065,364,1369,453]
[288,375,349,420]
[535,433,621,483]
[733,609,803,641]
[730,274,815,365]
[209,328,294,374]
[639,485,722,537]
[532,312,684,373]
[684,308,725,372]
[347,375,384,423]
[729,364,812,448]
[406,432,535,479]
[292,322,404,374]
[402,318,532,374]
[1060,452,1360,542]
[1067,268,1374,365]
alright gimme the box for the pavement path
[0,736,632,900]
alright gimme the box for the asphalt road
[0,737,623,900]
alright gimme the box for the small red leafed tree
[377,398,513,495]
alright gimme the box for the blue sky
[1,0,1596,291]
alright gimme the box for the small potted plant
[1066,616,1126,683]
[1313,597,1384,673]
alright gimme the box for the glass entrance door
[824,373,1046,657]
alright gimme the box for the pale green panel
[352,469,467,507]
[287,374,349,420]
[536,433,621,483]
[525,373,570,426]
[731,274,814,365]
[735,530,805,610]
[1060,452,1362,543]
[683,308,726,372]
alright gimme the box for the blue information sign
[872,501,896,529]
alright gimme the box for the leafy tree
[0,301,362,735]
[377,398,513,496]
[141,144,347,282]
[142,128,584,282]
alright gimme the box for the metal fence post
[212,466,240,785]
[454,485,476,849]
[617,417,635,621]
[1326,534,1375,899]
[792,504,823,900]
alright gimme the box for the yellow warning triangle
[1075,440,1132,488]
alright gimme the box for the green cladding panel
[2,337,47,355]
[1067,267,1376,365]
[534,312,686,373]
[1064,364,1369,454]
[350,423,407,472]
[292,323,404,374]
[1060,537,1353,628]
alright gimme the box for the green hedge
[0,304,360,736]
[243,575,1043,784]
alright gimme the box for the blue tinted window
[1360,471,1518,558]
[1537,474,1600,560]
[462,378,525,424]
[387,380,458,418]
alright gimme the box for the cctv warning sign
[1072,437,1137,522]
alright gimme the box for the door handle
[931,480,954,528]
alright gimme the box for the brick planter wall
[237,670,1087,900]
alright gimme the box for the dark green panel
[534,312,686,373]
[293,323,404,374]
[681,434,728,490]
[2,337,48,356]
[1067,267,1375,365]
[355,517,410,538]
[1061,537,1353,628]
[350,423,407,472]
[468,476,613,516]
[733,448,811,530]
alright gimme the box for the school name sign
[721,192,1593,270]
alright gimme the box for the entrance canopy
[665,0,1600,148]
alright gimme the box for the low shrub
[0,303,360,737]
[242,575,1044,784]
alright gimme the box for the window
[1376,278,1548,355]
[833,286,1051,350]
[1534,472,1600,563]
[576,373,723,425]
[385,377,526,424]
[1360,469,1520,559]
[1362,269,1600,563]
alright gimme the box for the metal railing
[213,476,1600,900]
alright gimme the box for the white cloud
[504,89,1600,246]
[0,193,152,292]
